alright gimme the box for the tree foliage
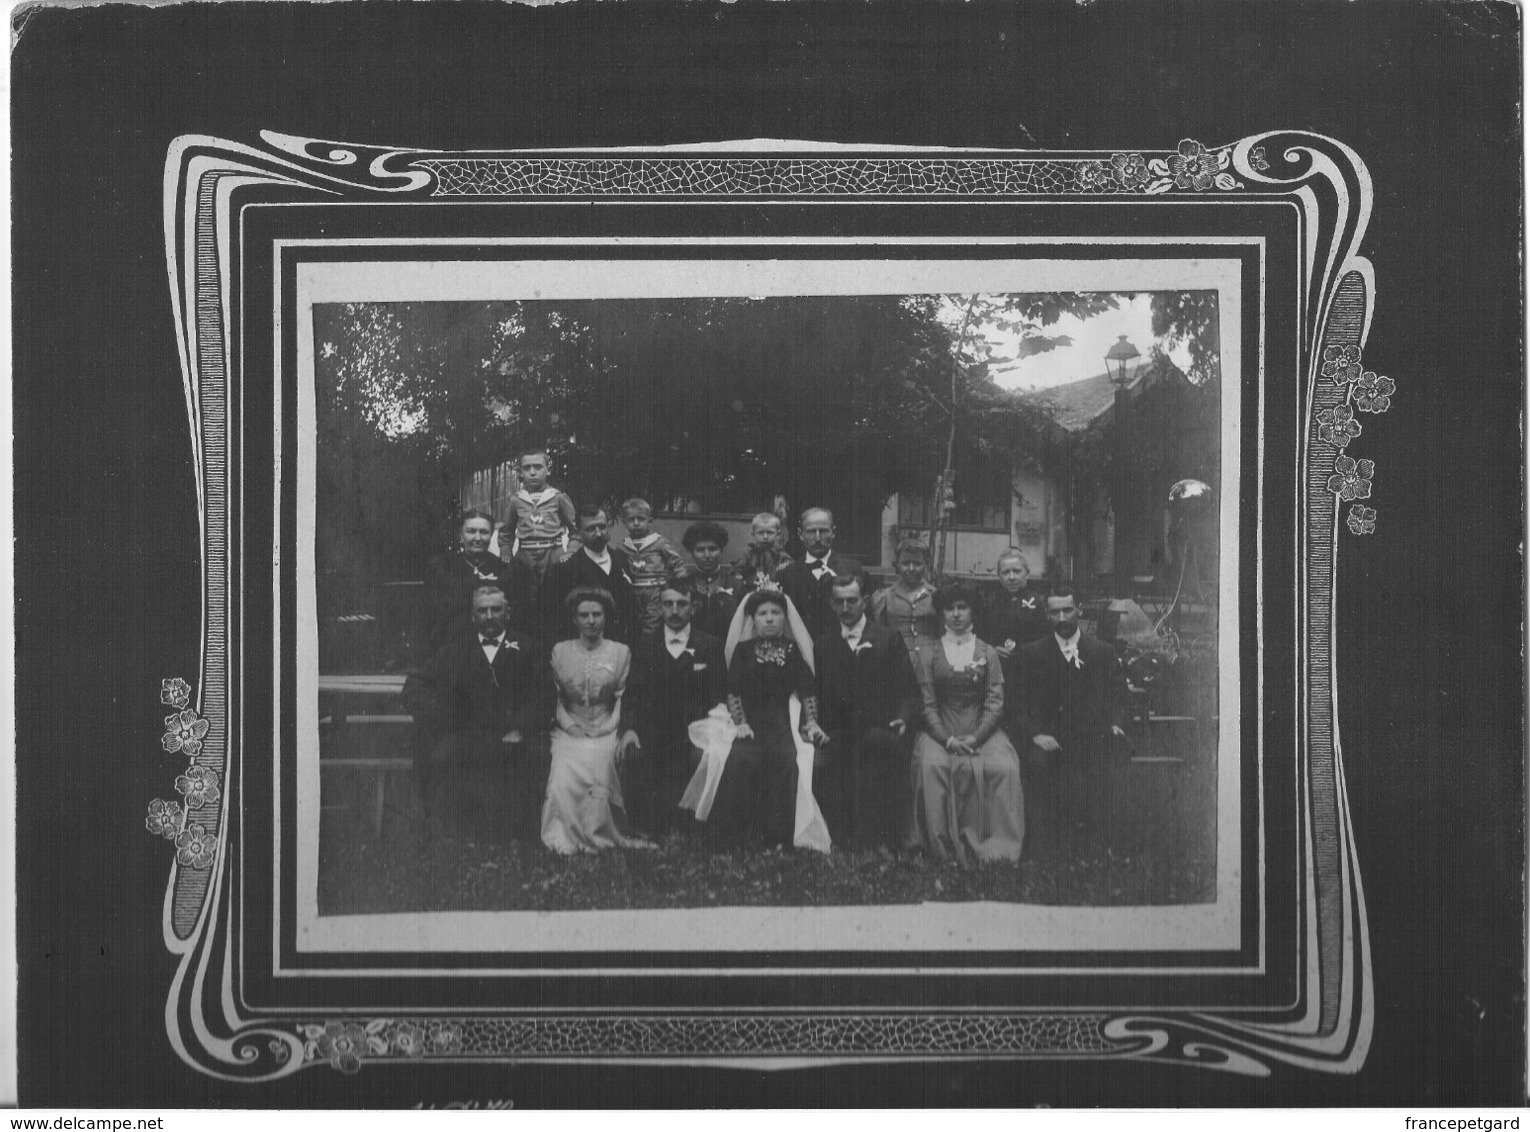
[312,292,1222,585]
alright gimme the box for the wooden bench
[318,674,413,836]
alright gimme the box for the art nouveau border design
[151,131,1381,1081]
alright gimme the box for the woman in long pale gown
[541,586,653,854]
[908,581,1025,864]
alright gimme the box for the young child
[496,448,577,578]
[615,497,687,634]
[735,511,793,594]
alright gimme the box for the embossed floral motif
[1110,152,1149,189]
[1315,404,1362,448]
[1250,145,1271,172]
[145,798,185,839]
[1353,371,1395,413]
[1321,344,1363,386]
[175,822,217,869]
[1346,505,1377,536]
[305,1022,372,1074]
[390,1022,428,1059]
[175,764,221,809]
[1327,455,1375,501]
[1169,139,1221,191]
[1077,160,1111,190]
[429,1023,463,1054]
[161,708,210,757]
[160,677,192,709]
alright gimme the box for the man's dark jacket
[541,550,639,645]
[773,550,864,644]
[813,619,920,741]
[404,628,548,741]
[626,626,728,754]
[1013,631,1127,756]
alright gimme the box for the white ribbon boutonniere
[853,642,875,655]
[507,641,520,651]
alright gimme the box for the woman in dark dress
[702,588,827,850]
[424,508,535,653]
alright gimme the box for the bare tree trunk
[930,294,981,580]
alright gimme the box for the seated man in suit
[623,581,728,836]
[1012,585,1129,861]
[802,572,921,850]
[541,503,638,646]
[404,584,549,844]
[773,507,864,645]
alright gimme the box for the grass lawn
[317,722,1218,913]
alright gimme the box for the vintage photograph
[304,275,1235,941]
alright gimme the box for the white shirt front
[480,635,504,663]
[1054,629,1083,668]
[665,624,692,658]
[805,553,831,579]
[841,614,868,651]
[584,547,613,574]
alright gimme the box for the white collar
[626,533,660,551]
[584,546,612,565]
[665,624,692,645]
[841,615,868,641]
[518,486,556,503]
[804,551,830,564]
[940,631,977,667]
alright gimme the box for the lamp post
[1105,334,1141,597]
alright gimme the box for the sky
[956,293,1195,393]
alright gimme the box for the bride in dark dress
[683,587,831,852]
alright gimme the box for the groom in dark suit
[404,584,548,842]
[773,507,864,644]
[804,573,921,850]
[623,582,728,836]
[1013,585,1129,860]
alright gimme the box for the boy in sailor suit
[615,497,687,634]
[495,448,577,578]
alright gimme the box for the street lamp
[1105,335,1141,596]
[1105,334,1141,387]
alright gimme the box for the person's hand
[888,718,906,737]
[945,735,976,756]
[734,723,755,740]
[802,722,829,746]
[618,731,642,760]
[501,729,523,745]
[1033,734,1061,753]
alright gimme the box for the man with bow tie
[801,573,921,850]
[623,582,727,836]
[1013,585,1129,860]
[404,584,549,843]
[773,507,864,644]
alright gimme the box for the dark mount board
[12,0,1523,1108]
